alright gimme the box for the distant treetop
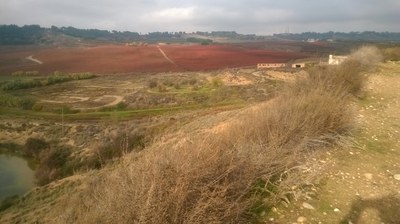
[1,24,400,45]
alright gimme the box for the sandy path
[26,55,43,64]
[41,95,124,110]
[41,96,89,104]
[157,46,176,65]
[80,85,134,90]
[75,95,124,110]
[95,95,124,107]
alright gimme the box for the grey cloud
[0,0,399,34]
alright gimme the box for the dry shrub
[307,60,363,96]
[55,47,378,224]
[59,139,264,223]
[236,84,352,151]
[24,137,49,158]
[349,46,383,69]
[232,57,361,151]
[383,47,400,61]
[309,46,382,97]
[335,46,382,95]
[35,145,73,186]
[91,132,146,167]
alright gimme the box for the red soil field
[0,43,311,74]
[161,44,308,71]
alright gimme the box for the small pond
[0,154,35,200]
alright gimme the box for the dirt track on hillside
[157,46,176,65]
[26,55,43,64]
[267,62,400,224]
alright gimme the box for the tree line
[1,24,400,45]
[273,31,400,42]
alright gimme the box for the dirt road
[157,46,176,65]
[267,62,400,223]
[26,55,43,64]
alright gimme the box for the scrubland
[0,46,385,223]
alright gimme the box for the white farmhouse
[328,55,348,65]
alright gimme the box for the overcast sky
[1,0,400,34]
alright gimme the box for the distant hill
[0,25,44,45]
[0,25,143,45]
[273,31,400,42]
[1,24,400,45]
[0,25,260,45]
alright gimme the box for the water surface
[0,154,35,200]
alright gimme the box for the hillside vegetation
[41,47,380,223]
[0,47,382,223]
[2,24,400,45]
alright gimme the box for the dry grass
[383,46,400,61]
[53,47,381,224]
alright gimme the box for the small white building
[328,55,348,65]
[257,63,286,69]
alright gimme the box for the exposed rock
[297,216,307,223]
[364,173,373,180]
[334,208,340,213]
[302,202,315,210]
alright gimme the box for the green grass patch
[362,138,393,153]
[2,78,43,90]
[0,100,246,121]
[98,102,128,112]
[0,93,36,110]
[1,72,96,91]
